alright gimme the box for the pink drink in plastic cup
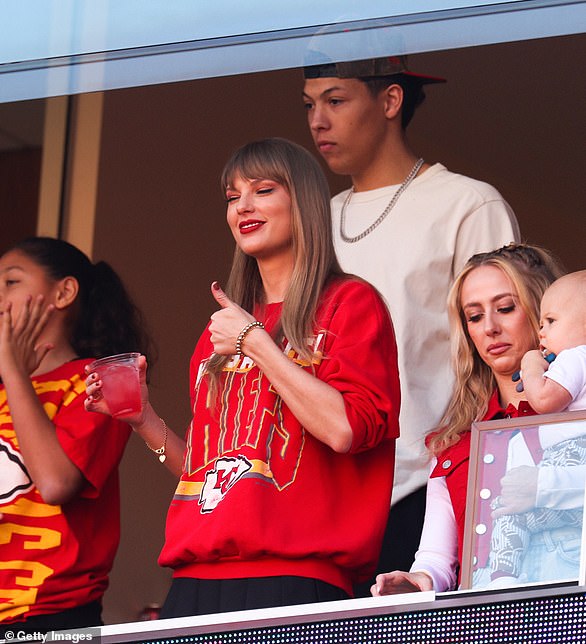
[89,352,142,418]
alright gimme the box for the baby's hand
[513,351,555,392]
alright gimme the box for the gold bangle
[146,418,168,463]
[235,320,264,356]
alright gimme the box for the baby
[521,270,586,413]
[488,270,586,587]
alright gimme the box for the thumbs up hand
[209,282,257,356]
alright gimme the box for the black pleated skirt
[159,575,350,619]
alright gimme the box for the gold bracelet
[146,418,168,463]
[235,320,264,356]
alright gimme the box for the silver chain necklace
[340,158,425,243]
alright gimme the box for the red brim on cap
[403,71,447,84]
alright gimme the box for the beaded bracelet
[146,418,168,463]
[235,320,264,356]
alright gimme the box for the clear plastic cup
[88,352,142,419]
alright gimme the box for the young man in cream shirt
[302,56,520,593]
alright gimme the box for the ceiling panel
[0,0,584,103]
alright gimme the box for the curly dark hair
[9,237,152,360]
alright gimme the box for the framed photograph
[461,409,586,590]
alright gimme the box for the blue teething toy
[512,352,556,392]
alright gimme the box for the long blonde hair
[206,138,344,394]
[428,243,565,455]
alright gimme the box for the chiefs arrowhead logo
[199,455,252,513]
[0,439,34,504]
